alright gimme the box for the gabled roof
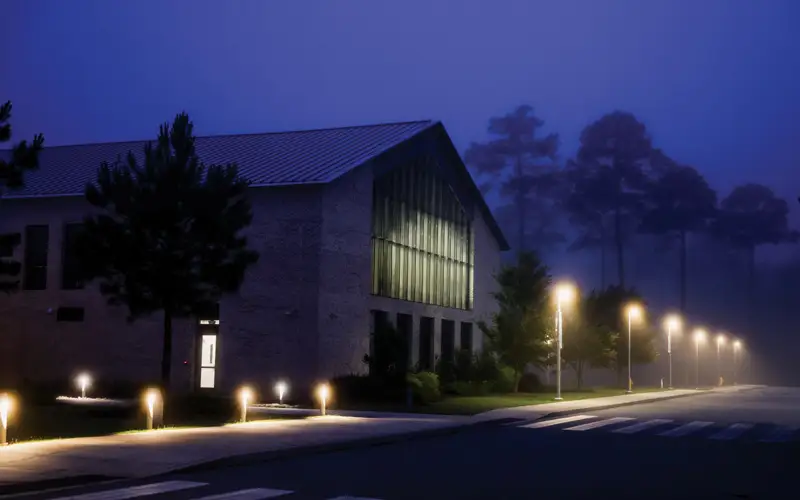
[1,120,508,250]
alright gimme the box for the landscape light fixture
[144,388,161,430]
[76,373,91,399]
[317,383,330,416]
[239,386,253,423]
[0,393,11,446]
[275,381,287,405]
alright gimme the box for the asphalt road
[7,386,799,500]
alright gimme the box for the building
[0,120,508,396]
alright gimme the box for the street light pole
[555,300,563,401]
[627,311,633,394]
[733,340,741,385]
[667,323,673,390]
[693,329,706,389]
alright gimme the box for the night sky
[3,1,800,380]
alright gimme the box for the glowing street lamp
[76,373,91,399]
[0,393,11,446]
[625,303,644,394]
[693,329,707,389]
[733,339,743,385]
[144,388,161,430]
[275,381,287,405]
[663,315,682,389]
[553,282,576,401]
[716,334,726,385]
[317,384,330,416]
[239,386,253,423]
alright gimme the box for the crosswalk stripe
[191,488,293,500]
[51,481,207,500]
[658,421,714,437]
[709,423,754,440]
[565,417,635,431]
[612,419,673,434]
[759,425,799,443]
[521,414,595,429]
[328,497,384,500]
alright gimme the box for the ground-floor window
[441,319,455,361]
[396,313,413,369]
[460,322,473,353]
[419,316,434,370]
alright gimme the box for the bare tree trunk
[614,210,625,288]
[600,216,607,289]
[515,157,525,253]
[747,245,756,332]
[679,230,687,313]
[161,309,173,391]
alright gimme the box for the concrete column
[409,314,419,369]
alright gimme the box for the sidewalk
[0,385,757,493]
[0,415,466,492]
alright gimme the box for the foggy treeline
[464,105,799,385]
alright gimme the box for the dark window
[61,223,84,290]
[460,322,474,353]
[56,306,84,322]
[0,232,19,258]
[371,160,474,310]
[24,225,48,290]
[419,316,434,371]
[441,320,455,361]
[396,313,413,370]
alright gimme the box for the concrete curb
[493,386,762,423]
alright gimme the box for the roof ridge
[4,119,437,151]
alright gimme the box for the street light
[76,373,91,399]
[733,339,742,385]
[663,314,682,389]
[693,329,707,389]
[625,303,644,394]
[716,334,726,386]
[553,282,576,401]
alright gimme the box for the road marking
[51,481,207,500]
[612,419,674,434]
[328,497,384,500]
[521,414,596,429]
[191,489,293,500]
[760,425,799,443]
[658,421,714,437]
[709,423,754,440]
[565,417,635,431]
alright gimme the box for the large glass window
[61,223,84,290]
[371,160,474,309]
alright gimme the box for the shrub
[435,357,457,385]
[453,349,477,382]
[446,380,492,396]
[331,373,405,404]
[492,365,517,393]
[407,371,440,403]
[518,372,543,393]
[474,349,501,383]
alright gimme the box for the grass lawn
[339,386,668,416]
[4,401,288,444]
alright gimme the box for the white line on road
[51,481,208,500]
[612,419,674,434]
[190,489,293,500]
[521,415,596,429]
[759,425,799,443]
[328,497,385,500]
[658,421,714,437]
[564,417,635,431]
[709,423,754,440]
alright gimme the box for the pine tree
[77,113,259,389]
[0,101,45,293]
